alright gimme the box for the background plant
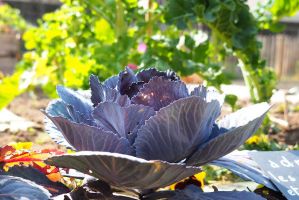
[0,4,29,108]
[0,4,28,33]
[1,0,299,109]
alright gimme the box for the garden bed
[1,86,299,150]
[0,92,57,149]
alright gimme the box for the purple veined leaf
[134,96,220,163]
[65,104,96,125]
[45,100,95,149]
[136,68,167,83]
[45,115,134,154]
[186,103,271,166]
[44,100,75,149]
[123,81,144,98]
[46,100,95,125]
[56,86,93,119]
[0,166,70,196]
[209,151,278,191]
[208,124,229,140]
[0,175,51,200]
[191,85,224,106]
[92,102,155,144]
[46,151,202,190]
[90,75,130,107]
[190,85,207,98]
[44,117,73,149]
[131,77,189,111]
[170,185,265,200]
[104,75,118,89]
[117,67,138,95]
[46,100,72,120]
[136,68,180,83]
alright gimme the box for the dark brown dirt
[1,92,59,150]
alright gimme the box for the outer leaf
[210,151,277,191]
[46,100,94,125]
[190,85,207,98]
[191,86,224,105]
[123,81,145,98]
[46,100,72,120]
[45,100,94,148]
[104,75,118,89]
[46,151,201,190]
[92,102,155,144]
[45,115,133,154]
[90,75,130,107]
[117,67,138,95]
[44,117,73,149]
[135,96,220,163]
[136,68,180,83]
[186,103,270,165]
[131,77,189,111]
[56,86,93,119]
[170,185,265,200]
[0,166,69,196]
[0,175,50,200]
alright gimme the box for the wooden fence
[0,33,20,75]
[259,28,299,79]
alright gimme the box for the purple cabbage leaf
[44,67,270,191]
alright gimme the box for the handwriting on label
[267,156,299,197]
[268,156,299,168]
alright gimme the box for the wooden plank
[0,57,18,75]
[0,33,20,57]
[275,34,284,78]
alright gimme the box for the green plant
[256,0,299,32]
[164,0,278,103]
[0,4,28,33]
[0,72,24,109]
[2,0,298,109]
[224,94,238,111]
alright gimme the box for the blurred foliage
[0,72,24,109]
[203,165,242,183]
[255,0,299,32]
[164,0,278,103]
[0,4,28,33]
[224,94,238,111]
[243,131,299,151]
[0,0,299,108]
[243,134,284,151]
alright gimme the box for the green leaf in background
[2,0,297,108]
[0,4,29,33]
[0,72,23,109]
